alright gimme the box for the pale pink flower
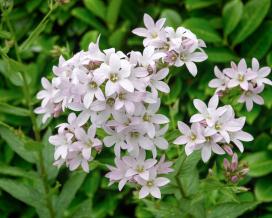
[132,13,166,47]
[155,155,173,174]
[149,68,170,97]
[204,106,245,143]
[124,149,157,180]
[198,134,225,162]
[49,132,73,160]
[229,130,253,152]
[238,85,264,111]
[190,95,226,126]
[135,169,170,199]
[94,53,133,96]
[72,126,102,160]
[225,59,256,90]
[251,58,272,87]
[208,66,230,92]
[174,121,205,155]
[105,158,131,191]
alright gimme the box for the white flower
[225,59,256,90]
[124,149,157,180]
[229,130,253,152]
[138,100,169,138]
[238,84,264,111]
[199,134,225,162]
[49,132,73,160]
[105,158,131,191]
[94,53,133,96]
[72,126,102,160]
[208,66,230,92]
[36,77,58,107]
[135,168,170,199]
[78,72,105,108]
[190,95,226,126]
[204,106,245,143]
[251,58,272,87]
[174,121,205,155]
[132,13,166,47]
[149,68,170,97]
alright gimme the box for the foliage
[0,0,271,217]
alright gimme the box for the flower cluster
[35,14,207,198]
[174,95,253,162]
[209,58,272,111]
[106,150,173,198]
[223,152,249,183]
[132,14,207,76]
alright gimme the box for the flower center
[106,98,115,106]
[118,92,126,100]
[190,134,196,140]
[147,180,154,187]
[131,132,139,138]
[206,136,211,142]
[151,32,157,38]
[110,73,119,82]
[136,165,144,173]
[215,122,221,130]
[238,74,244,82]
[180,53,186,61]
[245,91,252,96]
[89,81,97,89]
[86,139,93,147]
[143,113,151,122]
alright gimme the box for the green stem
[175,155,188,198]
[5,11,56,218]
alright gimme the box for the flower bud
[223,145,233,156]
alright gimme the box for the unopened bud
[231,175,239,183]
[223,158,230,170]
[230,153,238,172]
[223,145,233,156]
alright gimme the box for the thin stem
[174,155,188,198]
[4,11,56,218]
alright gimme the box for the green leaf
[0,125,36,163]
[262,86,272,109]
[0,178,44,209]
[0,30,11,39]
[71,8,107,34]
[160,9,182,28]
[222,0,243,36]
[71,199,93,218]
[82,170,101,198]
[185,0,218,10]
[207,202,257,218]
[183,18,222,43]
[0,89,22,101]
[42,128,59,181]
[55,171,86,218]
[80,30,99,50]
[0,103,29,117]
[242,151,272,177]
[206,47,239,63]
[83,0,106,20]
[231,0,271,46]
[242,21,272,59]
[109,21,129,49]
[0,165,36,178]
[1,56,30,86]
[106,0,122,30]
[267,51,272,67]
[164,77,182,105]
[255,177,272,202]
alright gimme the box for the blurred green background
[0,0,272,217]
